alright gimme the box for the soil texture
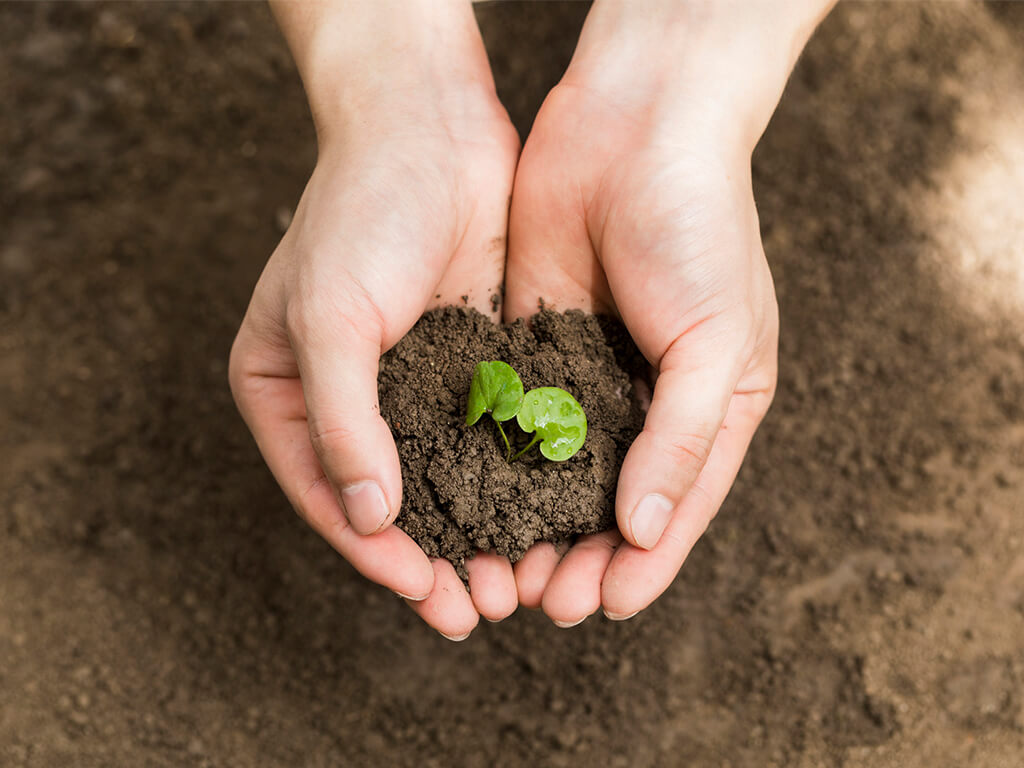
[3,3,1024,768]
[380,308,644,572]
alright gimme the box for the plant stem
[510,433,541,462]
[495,419,512,461]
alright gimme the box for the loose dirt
[380,308,644,573]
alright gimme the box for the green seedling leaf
[514,387,587,462]
[465,361,524,426]
[466,361,525,460]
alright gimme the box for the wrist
[565,0,835,152]
[271,0,497,146]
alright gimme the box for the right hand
[229,1,521,640]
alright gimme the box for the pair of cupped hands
[229,1,816,640]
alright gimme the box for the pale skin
[230,0,835,639]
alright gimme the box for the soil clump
[380,307,645,574]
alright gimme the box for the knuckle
[654,429,714,470]
[735,307,761,357]
[283,295,319,341]
[284,279,383,349]
[576,532,620,555]
[685,481,718,525]
[738,368,779,422]
[308,421,360,468]
[309,421,358,452]
[227,328,265,408]
[295,473,342,531]
[227,337,248,402]
[759,376,779,413]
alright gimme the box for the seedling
[513,387,587,462]
[465,360,587,462]
[465,361,524,460]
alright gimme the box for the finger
[286,295,402,536]
[513,542,564,609]
[541,530,622,627]
[429,232,508,320]
[430,124,519,320]
[504,124,611,321]
[230,329,434,598]
[405,559,480,641]
[465,552,518,622]
[602,394,765,619]
[614,327,742,552]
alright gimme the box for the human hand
[505,0,832,625]
[229,1,520,640]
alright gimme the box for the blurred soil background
[2,2,1024,766]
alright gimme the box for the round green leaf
[515,387,587,461]
[465,361,525,426]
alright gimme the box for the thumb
[615,326,741,550]
[287,296,402,537]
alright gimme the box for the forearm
[566,0,836,149]
[269,0,494,144]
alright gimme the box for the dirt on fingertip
[378,307,646,576]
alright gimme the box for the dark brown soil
[3,3,1024,767]
[380,308,644,573]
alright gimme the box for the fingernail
[395,590,430,602]
[629,493,675,550]
[340,481,389,535]
[603,609,640,622]
[440,631,471,642]
[553,617,585,629]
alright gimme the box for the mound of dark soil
[378,307,645,573]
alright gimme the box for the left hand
[504,0,830,625]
